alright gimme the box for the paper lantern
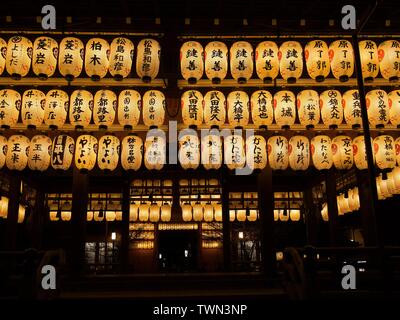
[51,135,74,170]
[267,136,289,170]
[320,203,329,221]
[149,203,160,222]
[18,205,25,223]
[374,135,396,170]
[181,90,203,128]
[204,41,228,84]
[44,89,69,129]
[98,135,120,171]
[378,40,400,82]
[250,90,273,129]
[246,135,267,171]
[388,90,400,127]
[93,90,117,129]
[214,203,222,222]
[353,136,374,170]
[6,135,30,170]
[28,135,52,171]
[161,203,171,222]
[366,89,389,128]
[288,135,310,171]
[332,136,353,170]
[69,90,93,129]
[0,89,21,128]
[118,90,141,130]
[180,41,204,84]
[21,89,45,129]
[75,135,98,172]
[319,90,343,129]
[201,130,222,170]
[328,39,354,82]
[236,209,246,222]
[247,209,257,222]
[182,203,192,222]
[311,135,333,170]
[144,129,166,170]
[348,188,360,212]
[109,37,134,80]
[273,90,296,129]
[227,91,249,128]
[337,194,350,215]
[105,210,116,222]
[178,131,200,170]
[129,202,139,221]
[224,134,246,170]
[136,38,161,82]
[279,41,303,83]
[359,40,379,82]
[84,38,110,80]
[297,89,320,129]
[32,36,58,79]
[290,207,301,222]
[0,135,7,169]
[203,90,226,128]
[0,38,6,76]
[0,196,9,219]
[304,40,330,82]
[203,203,214,222]
[396,137,400,166]
[142,90,165,128]
[342,89,362,128]
[121,135,143,171]
[230,41,253,83]
[255,41,279,83]
[58,37,84,81]
[6,36,32,79]
[193,202,203,221]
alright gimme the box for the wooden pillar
[325,170,339,246]
[120,178,130,273]
[31,187,45,249]
[303,189,318,246]
[221,169,231,272]
[4,173,22,250]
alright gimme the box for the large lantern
[129,202,139,221]
[319,90,343,129]
[353,136,374,170]
[396,137,400,166]
[118,90,141,130]
[58,37,84,81]
[136,38,161,82]
[378,40,400,82]
[273,90,296,129]
[142,90,165,128]
[204,41,228,84]
[32,36,58,79]
[297,89,320,129]
[6,135,30,171]
[181,90,203,128]
[255,41,279,83]
[44,89,69,129]
[388,90,400,127]
[28,135,52,171]
[0,135,7,169]
[203,203,214,222]
[304,40,330,82]
[332,135,353,170]
[121,135,143,171]
[84,38,110,80]
[21,89,45,129]
[180,41,204,84]
[6,36,32,79]
[250,90,273,129]
[109,37,134,80]
[224,134,246,170]
[246,135,267,171]
[138,202,150,222]
[98,135,120,171]
[203,90,226,128]
[0,89,21,128]
[267,136,289,170]
[0,38,6,76]
[93,89,117,129]
[288,135,310,171]
[366,89,389,128]
[227,91,249,128]
[181,202,192,222]
[311,135,333,170]
[192,202,203,221]
[374,135,396,170]
[230,41,253,83]
[144,129,166,170]
[201,130,222,170]
[75,135,98,172]
[149,203,160,222]
[342,89,362,129]
[328,39,354,82]
[359,40,379,82]
[279,41,303,83]
[69,89,93,129]
[51,135,74,170]
[178,130,200,170]
[161,202,171,222]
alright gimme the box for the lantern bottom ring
[258,125,268,130]
[237,77,247,84]
[375,124,384,129]
[306,124,315,130]
[210,125,220,130]
[352,124,361,130]
[99,125,108,130]
[389,76,399,83]
[211,77,221,84]
[11,73,22,80]
[114,74,124,81]
[263,77,273,84]
[1,125,10,129]
[38,73,49,81]
[65,74,75,82]
[364,77,374,83]
[329,125,338,130]
[188,124,197,130]
[287,77,297,84]
[91,75,101,82]
[124,125,132,131]
[281,125,290,130]
[27,125,36,130]
[142,76,152,83]
[49,125,58,130]
[339,75,349,82]
[75,125,84,130]
[188,77,197,85]
[315,75,325,83]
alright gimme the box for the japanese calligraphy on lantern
[109,37,134,79]
[201,130,223,170]
[181,90,204,128]
[178,130,200,170]
[75,134,98,172]
[32,36,58,79]
[69,89,93,129]
[142,90,165,128]
[273,90,296,129]
[353,136,374,170]
[6,135,30,171]
[250,90,273,129]
[332,135,353,170]
[304,40,330,82]
[58,37,84,80]
[378,40,400,82]
[246,135,267,170]
[204,41,228,84]
[224,133,246,170]
[203,90,226,128]
[136,38,161,82]
[121,135,143,171]
[227,91,249,128]
[255,41,279,83]
[374,135,396,170]
[230,41,254,83]
[84,38,110,80]
[0,135,6,169]
[279,41,303,83]
[98,135,120,171]
[366,89,389,128]
[297,89,320,129]
[144,129,166,170]
[28,135,52,171]
[118,89,141,130]
[320,90,343,129]
[267,136,289,170]
[343,89,362,128]
[388,90,400,127]
[0,89,21,128]
[44,89,69,129]
[328,39,354,82]
[311,135,333,170]
[288,136,310,171]
[93,89,117,129]
[0,38,7,75]
[359,40,379,81]
[51,134,74,170]
[6,36,33,78]
[180,41,204,84]
[21,89,45,129]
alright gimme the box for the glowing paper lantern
[204,41,228,84]
[348,188,360,212]
[84,38,110,80]
[129,202,139,221]
[178,131,200,170]
[0,38,6,76]
[51,135,74,170]
[267,136,289,170]
[18,205,25,223]
[149,203,160,222]
[319,90,343,129]
[44,89,69,129]
[142,90,165,128]
[136,38,161,82]
[297,89,320,129]
[255,41,279,83]
[109,37,134,80]
[366,89,389,128]
[359,40,379,82]
[378,40,400,82]
[353,136,374,170]
[288,135,310,171]
[250,90,273,129]
[180,41,204,84]
[332,136,353,170]
[161,203,171,222]
[21,89,45,129]
[328,39,354,82]
[279,41,303,83]
[304,39,330,82]
[28,135,52,171]
[193,202,203,221]
[75,135,98,172]
[290,207,301,222]
[374,135,396,170]
[93,90,117,129]
[203,90,226,128]
[6,135,30,171]
[203,203,214,222]
[396,137,400,166]
[0,196,9,219]
[118,90,141,130]
[0,135,7,169]
[236,209,246,222]
[227,91,249,128]
[230,41,253,83]
[6,36,32,79]
[144,129,166,170]
[248,209,257,222]
[58,37,84,81]
[246,135,267,171]
[181,90,203,128]
[32,36,58,79]
[224,134,246,170]
[0,89,21,128]
[69,90,93,129]
[311,135,333,170]
[201,130,222,170]
[214,203,222,222]
[273,90,296,129]
[98,135,120,171]
[388,90,400,127]
[182,203,192,222]
[343,89,362,129]
[121,135,143,171]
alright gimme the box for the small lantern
[32,36,58,79]
[279,41,303,83]
[142,90,165,128]
[353,136,374,170]
[250,90,273,129]
[161,203,171,222]
[319,90,343,129]
[396,137,400,166]
[149,203,160,222]
[0,135,7,169]
[321,203,329,221]
[139,202,149,222]
[178,130,200,170]
[255,41,279,83]
[0,37,6,76]
[98,135,120,171]
[204,41,228,84]
[267,136,289,170]
[273,90,296,129]
[18,205,25,223]
[0,196,9,219]
[328,39,354,82]
[93,90,117,130]
[227,91,249,128]
[304,39,330,82]
[193,202,203,221]
[109,37,134,80]
[203,203,214,222]
[288,135,310,171]
[181,90,203,128]
[366,89,389,128]
[246,135,267,171]
[332,135,353,170]
[69,90,93,129]
[136,38,161,82]
[297,89,320,129]
[201,130,222,170]
[44,89,69,129]
[21,89,45,129]
[230,41,253,83]
[180,41,204,84]
[203,90,226,128]
[388,90,400,127]
[378,40,400,82]
[51,135,75,170]
[28,135,52,171]
[0,89,21,129]
[6,135,30,171]
[236,209,246,222]
[75,135,98,172]
[224,134,246,170]
[144,129,166,170]
[342,89,362,129]
[359,40,379,82]
[105,210,116,222]
[373,135,396,170]
[129,202,139,221]
[58,37,84,81]
[118,90,141,130]
[311,135,333,170]
[182,203,192,222]
[121,135,143,171]
[6,36,33,79]
[84,38,110,80]
[248,209,257,222]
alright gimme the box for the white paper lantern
[129,202,139,221]
[0,196,9,219]
[311,135,333,170]
[51,134,74,170]
[342,89,362,128]
[144,129,166,170]
[149,203,160,222]
[84,38,110,80]
[304,40,330,82]
[193,202,203,221]
[332,136,353,170]
[21,89,45,129]
[0,135,7,169]
[181,90,203,128]
[182,203,192,222]
[98,135,120,171]
[388,90,400,127]
[0,89,21,128]
[139,202,149,222]
[353,136,374,170]
[180,41,204,84]
[118,90,141,130]
[227,91,249,128]
[348,188,360,211]
[328,39,354,82]
[214,203,222,222]
[250,90,273,129]
[203,203,214,222]
[267,136,289,170]
[69,90,93,129]
[273,90,296,129]
[0,38,6,76]
[109,37,134,80]
[121,135,143,171]
[142,90,165,128]
[366,89,389,128]
[230,41,253,83]
[93,90,117,129]
[28,135,52,171]
[58,37,84,81]
[297,89,320,129]
[201,130,222,170]
[44,89,69,129]
[288,135,310,171]
[75,135,98,172]
[136,38,161,82]
[6,135,30,171]
[203,90,226,128]
[378,40,400,82]
[224,134,246,170]
[373,135,396,170]
[204,41,228,84]
[178,131,200,170]
[255,41,279,83]
[279,41,303,83]
[6,36,32,79]
[246,135,267,171]
[32,36,58,79]
[359,40,379,82]
[161,203,171,222]
[319,90,343,129]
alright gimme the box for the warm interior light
[111,232,116,241]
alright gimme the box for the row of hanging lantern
[0,36,161,81]
[181,201,223,222]
[180,39,400,84]
[129,201,172,223]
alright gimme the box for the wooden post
[31,187,45,249]
[325,170,339,246]
[4,173,22,250]
[120,178,130,273]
